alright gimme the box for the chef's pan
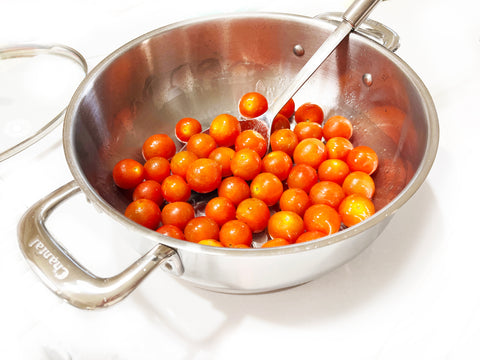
[18,12,439,309]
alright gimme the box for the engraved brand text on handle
[29,239,69,280]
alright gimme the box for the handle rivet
[362,73,373,87]
[293,44,305,57]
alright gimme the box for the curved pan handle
[315,12,401,52]
[17,181,183,310]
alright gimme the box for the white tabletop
[1,0,479,359]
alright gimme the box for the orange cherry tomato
[238,92,268,118]
[293,121,323,141]
[342,171,375,199]
[219,220,253,247]
[132,180,164,205]
[234,129,267,158]
[236,198,270,233]
[270,129,298,157]
[142,134,176,160]
[175,117,202,142]
[279,188,311,217]
[161,175,191,203]
[293,138,327,168]
[267,211,305,243]
[261,150,293,181]
[295,230,327,243]
[205,196,237,227]
[250,172,284,207]
[209,113,241,147]
[271,113,291,132]
[217,176,251,206]
[230,148,262,181]
[322,115,353,140]
[338,194,375,227]
[208,147,235,177]
[184,216,220,243]
[294,102,324,124]
[346,145,379,175]
[262,238,291,248]
[161,201,195,230]
[325,137,354,160]
[144,156,171,183]
[279,98,295,119]
[317,158,350,184]
[113,158,145,189]
[303,204,341,235]
[185,158,222,193]
[198,239,224,247]
[124,199,162,230]
[170,150,198,178]
[186,133,217,158]
[156,224,185,240]
[309,181,345,209]
[286,164,318,193]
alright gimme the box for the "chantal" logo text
[29,239,69,280]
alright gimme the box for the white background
[1,0,479,359]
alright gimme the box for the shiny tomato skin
[142,134,176,160]
[303,204,341,235]
[156,224,185,240]
[295,230,327,243]
[236,198,270,233]
[175,117,202,142]
[261,151,293,181]
[325,137,354,160]
[286,164,318,193]
[161,201,195,230]
[186,133,217,158]
[342,171,376,199]
[294,102,324,124]
[250,172,284,207]
[261,238,291,248]
[293,138,327,169]
[234,130,267,158]
[208,147,235,178]
[185,158,222,193]
[205,196,237,227]
[293,121,323,141]
[267,211,305,244]
[184,216,220,243]
[113,159,145,190]
[238,92,268,118]
[346,146,379,175]
[338,194,376,227]
[219,220,253,247]
[170,151,198,178]
[124,199,162,230]
[230,148,262,181]
[132,180,164,205]
[309,181,345,209]
[279,98,295,119]
[143,156,171,183]
[161,175,191,203]
[317,159,350,185]
[323,115,353,140]
[271,113,291,132]
[270,129,298,157]
[217,176,251,206]
[209,113,241,147]
[279,188,311,217]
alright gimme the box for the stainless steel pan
[18,12,439,309]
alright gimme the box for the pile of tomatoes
[112,92,378,248]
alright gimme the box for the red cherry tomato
[230,148,262,181]
[293,121,323,141]
[236,198,270,233]
[262,238,291,248]
[303,204,341,235]
[286,164,318,193]
[325,137,354,160]
[219,220,253,247]
[271,113,291,132]
[309,181,345,209]
[209,113,241,147]
[184,216,220,243]
[342,171,375,199]
[346,146,379,175]
[217,176,251,206]
[279,98,295,119]
[279,188,311,217]
[161,201,195,230]
[144,157,171,183]
[156,224,185,240]
[238,92,268,118]
[261,150,293,181]
[113,159,145,190]
[338,194,375,227]
[142,134,176,160]
[185,158,222,193]
[124,199,162,230]
[293,138,327,169]
[322,115,353,140]
[205,197,237,227]
[235,130,267,158]
[267,211,304,244]
[295,231,327,243]
[317,159,350,185]
[175,117,202,142]
[270,129,298,157]
[208,147,235,178]
[294,102,324,124]
[186,133,217,158]
[250,172,284,207]
[161,175,191,203]
[170,151,198,178]
[132,180,164,205]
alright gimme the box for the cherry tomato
[293,138,327,168]
[267,211,304,243]
[113,159,145,189]
[219,220,253,247]
[342,171,375,199]
[236,198,270,233]
[238,92,268,118]
[294,102,324,124]
[144,156,171,183]
[132,180,164,205]
[209,113,241,147]
[185,158,222,193]
[208,147,235,177]
[309,181,345,209]
[170,151,198,178]
[124,199,162,230]
[317,159,350,184]
[271,114,291,132]
[279,188,311,217]
[217,176,251,206]
[234,129,267,158]
[198,239,224,247]
[322,115,353,140]
[230,148,262,181]
[293,121,323,141]
[286,164,318,193]
[303,204,341,235]
[270,129,298,157]
[142,134,176,160]
[161,175,191,203]
[161,201,195,230]
[156,224,185,240]
[186,133,217,158]
[205,197,237,227]
[279,98,295,119]
[262,238,291,248]
[295,231,327,243]
[250,172,284,206]
[338,194,375,227]
[346,146,379,175]
[175,117,202,142]
[261,150,293,181]
[184,216,220,243]
[325,137,354,160]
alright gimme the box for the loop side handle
[18,181,181,310]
